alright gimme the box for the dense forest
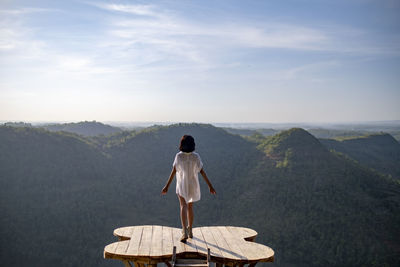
[0,123,399,267]
[3,120,124,137]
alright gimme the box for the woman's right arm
[161,166,176,195]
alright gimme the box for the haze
[1,0,399,123]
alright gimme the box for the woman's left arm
[200,168,216,195]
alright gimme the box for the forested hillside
[320,133,400,179]
[39,121,123,136]
[0,124,399,267]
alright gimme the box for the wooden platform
[104,225,274,267]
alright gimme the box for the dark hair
[179,135,195,152]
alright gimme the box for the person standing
[162,135,216,242]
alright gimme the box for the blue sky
[0,0,399,123]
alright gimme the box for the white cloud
[0,18,46,58]
[274,61,340,82]
[107,15,329,50]
[52,54,118,74]
[0,7,53,15]
[56,55,91,71]
[91,1,334,57]
[91,1,400,75]
[204,24,329,51]
[0,28,18,50]
[0,1,398,122]
[2,1,397,78]
[97,1,400,65]
[91,3,159,17]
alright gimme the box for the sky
[0,0,399,123]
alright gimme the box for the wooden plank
[199,227,223,259]
[104,241,119,258]
[114,227,131,254]
[138,225,153,256]
[114,226,125,238]
[237,243,260,261]
[105,225,273,265]
[162,226,174,256]
[126,226,144,256]
[225,226,271,262]
[114,226,130,239]
[227,232,264,261]
[171,227,197,254]
[209,226,241,261]
[116,238,130,255]
[150,225,163,257]
[190,227,208,256]
[226,227,259,261]
[124,227,134,239]
[172,227,186,254]
[175,264,208,267]
[183,231,198,254]
[217,227,246,261]
[240,242,274,262]
[176,259,207,264]
[226,226,257,242]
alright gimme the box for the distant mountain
[239,129,400,266]
[40,121,123,136]
[223,127,278,137]
[307,128,373,139]
[320,133,400,179]
[222,126,400,142]
[3,121,33,127]
[260,128,327,161]
[0,126,115,267]
[0,124,399,267]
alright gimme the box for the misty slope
[40,121,123,136]
[320,133,400,179]
[0,126,117,266]
[101,123,261,226]
[223,127,278,137]
[0,124,260,267]
[1,125,399,267]
[237,129,400,266]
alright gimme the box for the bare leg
[187,202,194,238]
[178,195,188,229]
[187,202,194,228]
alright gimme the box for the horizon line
[1,119,399,126]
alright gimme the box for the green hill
[223,127,278,137]
[239,128,400,266]
[0,124,399,267]
[320,133,400,179]
[0,126,116,266]
[258,128,328,167]
[40,120,123,136]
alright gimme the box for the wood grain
[104,225,274,265]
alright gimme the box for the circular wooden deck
[104,225,274,265]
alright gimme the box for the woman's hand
[200,168,216,195]
[161,186,169,195]
[162,167,176,196]
[209,186,216,195]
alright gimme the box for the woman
[161,135,216,242]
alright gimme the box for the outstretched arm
[200,168,216,195]
[161,166,176,195]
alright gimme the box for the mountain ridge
[39,120,123,137]
[320,133,400,179]
[0,124,399,267]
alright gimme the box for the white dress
[173,151,203,203]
